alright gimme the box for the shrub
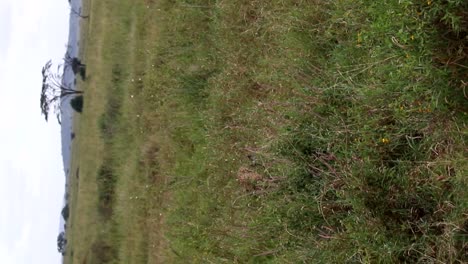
[70,95,84,113]
[57,232,67,255]
[61,204,70,221]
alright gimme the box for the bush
[57,232,67,255]
[70,95,84,113]
[79,67,86,80]
[61,204,70,221]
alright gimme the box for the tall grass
[67,0,467,263]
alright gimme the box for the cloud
[0,2,12,61]
[0,162,29,264]
[0,247,15,264]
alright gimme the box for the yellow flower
[380,138,390,144]
[427,0,432,5]
[410,35,415,41]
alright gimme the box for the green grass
[65,0,467,263]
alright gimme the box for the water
[59,0,82,232]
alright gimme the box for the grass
[64,0,467,263]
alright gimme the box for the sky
[0,0,69,263]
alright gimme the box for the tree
[57,232,67,255]
[40,60,83,123]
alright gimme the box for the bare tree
[40,60,83,123]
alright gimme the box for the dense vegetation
[65,0,467,263]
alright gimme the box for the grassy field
[64,0,467,263]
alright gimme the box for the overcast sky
[0,0,69,263]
